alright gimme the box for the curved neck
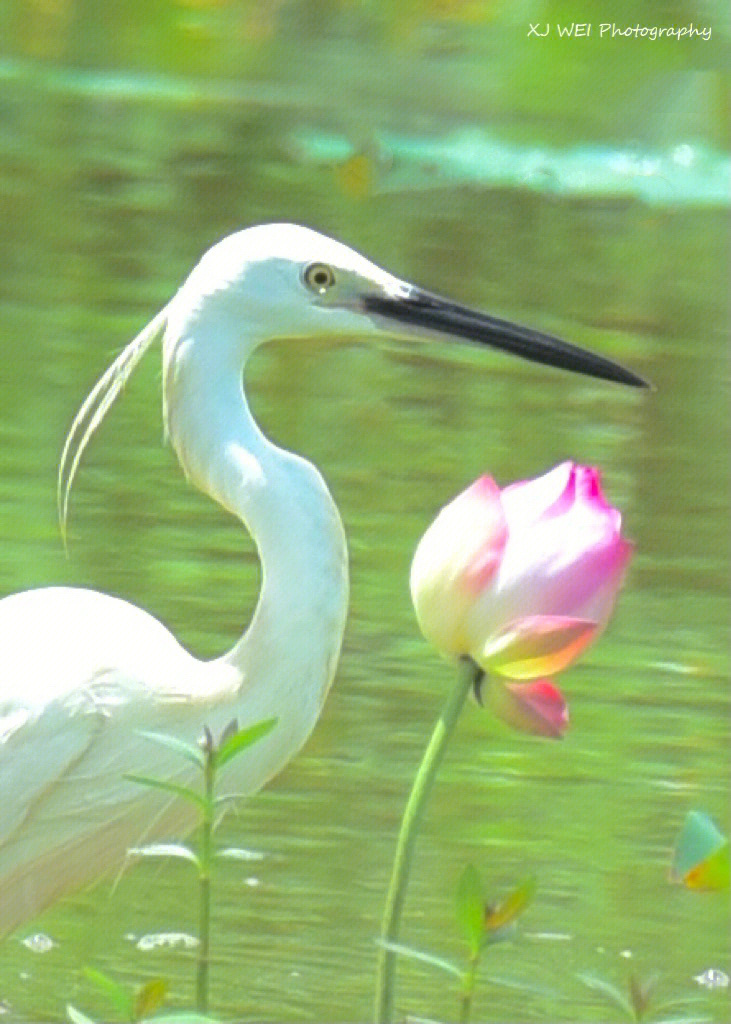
[164,318,349,732]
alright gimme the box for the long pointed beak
[363,288,648,388]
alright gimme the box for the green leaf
[124,774,207,812]
[481,973,559,999]
[136,730,205,768]
[374,938,462,979]
[455,863,485,956]
[133,979,168,1021]
[578,971,635,1017]
[483,876,535,934]
[218,718,239,746]
[628,970,660,1021]
[652,993,708,1015]
[128,843,201,868]
[140,1015,222,1023]
[213,792,247,808]
[215,846,264,862]
[654,1016,716,1023]
[215,717,277,770]
[81,967,133,1018]
[671,812,730,890]
[67,1007,97,1024]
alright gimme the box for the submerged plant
[374,463,633,1023]
[578,969,709,1023]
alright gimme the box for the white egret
[0,223,646,936]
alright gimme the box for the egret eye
[303,262,336,294]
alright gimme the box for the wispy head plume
[57,305,168,546]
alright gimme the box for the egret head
[169,223,648,388]
[59,223,647,533]
[168,223,409,348]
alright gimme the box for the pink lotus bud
[411,462,632,686]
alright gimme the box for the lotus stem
[374,657,479,1023]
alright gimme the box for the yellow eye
[303,262,336,294]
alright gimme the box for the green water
[0,2,729,1021]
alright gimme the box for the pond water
[0,6,729,1022]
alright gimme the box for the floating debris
[136,931,199,952]
[217,846,265,861]
[694,968,729,989]
[21,933,55,953]
[648,659,703,676]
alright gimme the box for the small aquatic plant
[125,718,276,1011]
[379,864,535,1024]
[66,965,222,1022]
[578,968,709,1023]
[67,970,168,1024]
[67,717,275,1021]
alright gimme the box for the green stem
[459,954,480,1024]
[196,744,215,1012]
[374,658,478,1024]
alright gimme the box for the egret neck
[162,301,349,736]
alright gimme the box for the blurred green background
[0,1,729,1021]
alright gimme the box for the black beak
[363,288,648,388]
